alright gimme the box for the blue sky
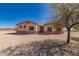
[0,3,51,28]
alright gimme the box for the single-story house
[16,20,63,34]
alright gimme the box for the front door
[40,26,44,33]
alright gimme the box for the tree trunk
[66,29,71,43]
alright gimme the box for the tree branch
[69,22,79,29]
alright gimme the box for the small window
[29,26,34,30]
[24,25,26,28]
[57,28,61,31]
[47,27,52,32]
[20,25,22,28]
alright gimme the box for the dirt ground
[0,30,79,51]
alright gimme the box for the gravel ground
[0,30,79,56]
[0,39,79,56]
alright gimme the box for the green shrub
[73,24,79,31]
[53,22,63,31]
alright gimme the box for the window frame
[20,25,22,28]
[47,26,52,32]
[29,26,34,30]
[24,25,26,28]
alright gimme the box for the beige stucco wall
[44,24,55,32]
[16,23,40,32]
[16,23,56,32]
[26,23,40,32]
[17,23,27,31]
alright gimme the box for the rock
[0,39,79,56]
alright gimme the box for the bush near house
[73,24,79,31]
[53,22,63,31]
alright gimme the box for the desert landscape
[0,3,79,56]
[0,30,79,55]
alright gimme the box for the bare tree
[50,3,79,43]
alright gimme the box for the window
[57,28,61,31]
[20,25,22,28]
[24,25,26,28]
[47,27,52,32]
[29,26,34,30]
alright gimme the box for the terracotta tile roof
[16,20,38,25]
[16,20,54,26]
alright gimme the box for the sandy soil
[0,30,79,51]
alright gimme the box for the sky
[0,3,51,28]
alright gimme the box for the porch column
[36,25,38,34]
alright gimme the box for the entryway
[40,26,44,33]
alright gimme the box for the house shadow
[38,31,64,35]
[71,37,79,42]
[5,32,35,35]
[5,31,64,35]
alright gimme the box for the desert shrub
[53,22,63,31]
[73,24,79,31]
